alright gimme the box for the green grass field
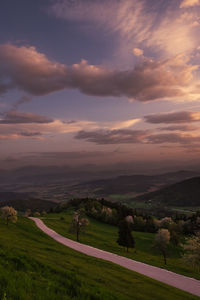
[42,209,200,280]
[0,216,199,299]
[171,206,200,213]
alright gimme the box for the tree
[117,219,135,252]
[71,209,89,242]
[34,212,41,217]
[1,206,17,225]
[182,232,200,271]
[160,217,173,229]
[24,209,32,217]
[155,229,170,264]
[133,216,146,232]
[125,215,134,224]
[168,222,182,247]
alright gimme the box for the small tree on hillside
[1,206,17,225]
[182,232,200,271]
[155,229,170,264]
[70,209,89,242]
[117,219,135,252]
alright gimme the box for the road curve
[29,217,200,297]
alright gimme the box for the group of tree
[55,198,200,267]
[53,198,200,270]
[55,198,200,236]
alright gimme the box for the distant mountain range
[1,169,200,210]
[0,165,133,185]
[134,176,200,207]
[76,170,199,199]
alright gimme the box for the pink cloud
[0,44,197,102]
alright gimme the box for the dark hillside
[0,198,57,212]
[0,192,57,211]
[77,170,199,196]
[135,177,200,206]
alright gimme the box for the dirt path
[29,217,200,297]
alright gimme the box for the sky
[1,0,200,170]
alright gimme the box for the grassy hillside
[134,177,200,207]
[0,217,199,299]
[42,209,200,280]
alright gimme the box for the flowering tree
[155,229,170,264]
[1,206,17,225]
[182,233,200,271]
[125,215,134,224]
[71,209,89,242]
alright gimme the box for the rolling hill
[74,170,199,199]
[134,176,200,207]
[0,192,57,212]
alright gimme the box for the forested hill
[135,177,200,206]
[0,192,57,212]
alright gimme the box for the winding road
[29,217,200,297]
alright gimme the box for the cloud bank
[75,129,149,144]
[158,125,196,131]
[144,111,200,124]
[0,111,54,124]
[75,128,200,146]
[0,44,197,102]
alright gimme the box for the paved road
[30,217,200,297]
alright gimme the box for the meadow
[0,216,199,299]
[43,209,200,280]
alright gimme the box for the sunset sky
[1,0,200,169]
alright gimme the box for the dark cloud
[62,120,77,124]
[20,132,42,137]
[3,156,19,163]
[144,111,200,124]
[33,151,111,159]
[0,44,195,101]
[158,125,196,131]
[1,151,116,166]
[0,111,53,124]
[146,133,200,144]
[75,128,200,146]
[75,129,149,144]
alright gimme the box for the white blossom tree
[182,232,200,271]
[125,215,134,224]
[155,229,170,264]
[1,206,17,225]
[71,209,89,242]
